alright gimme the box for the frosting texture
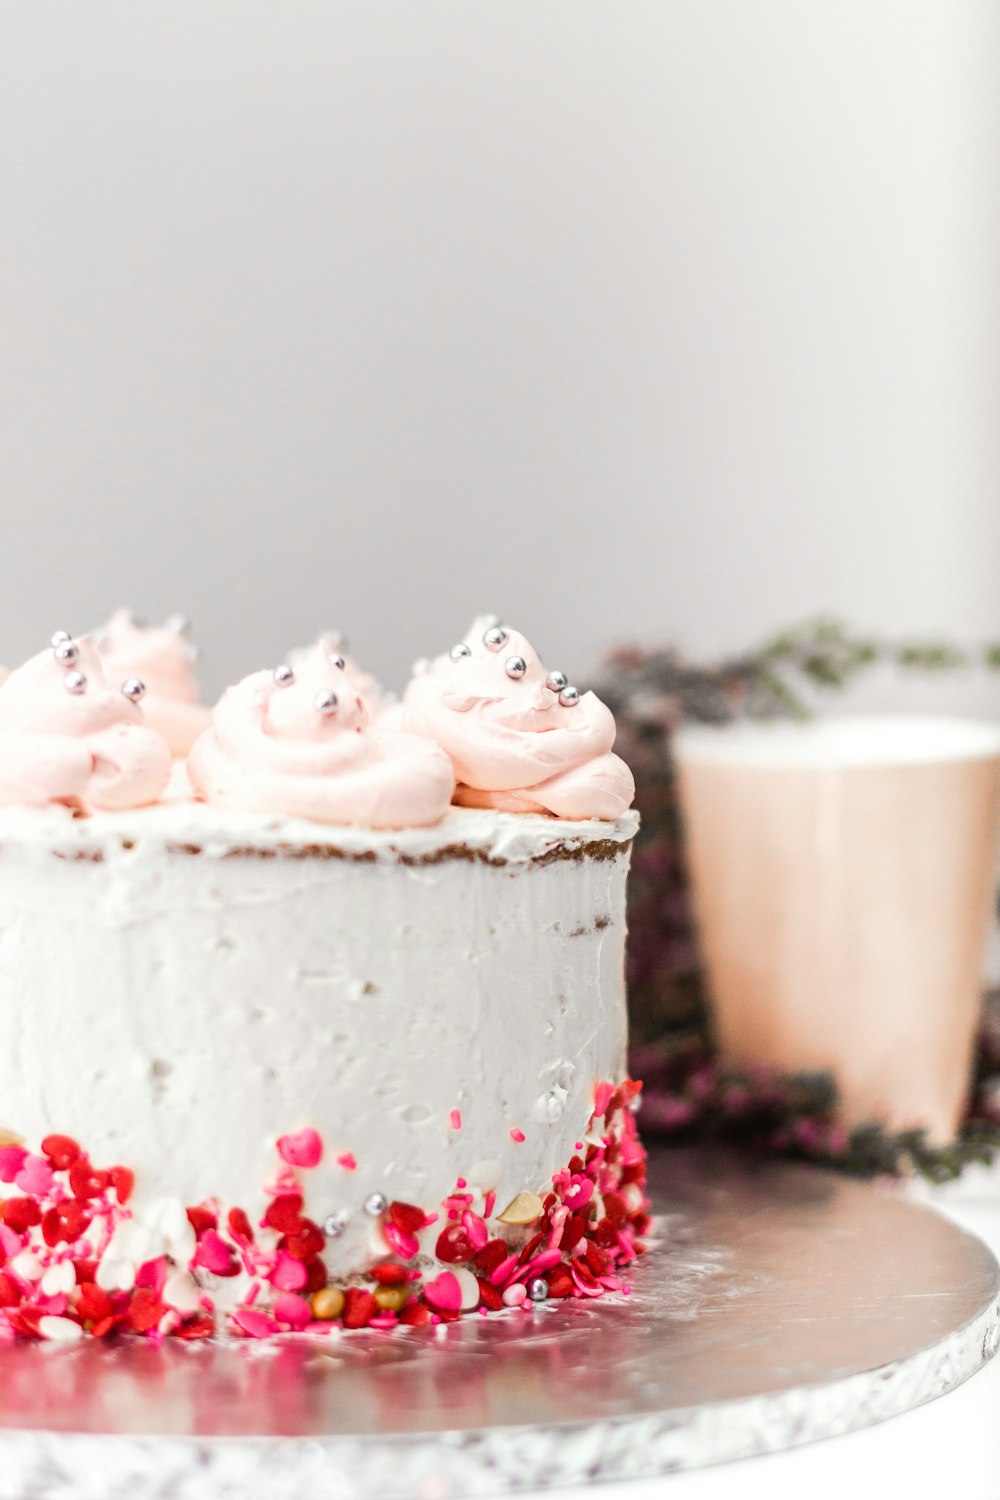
[187,645,455,828]
[0,638,172,812]
[95,610,210,756]
[402,624,635,820]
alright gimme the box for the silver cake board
[0,1145,995,1499]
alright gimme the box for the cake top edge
[0,799,640,864]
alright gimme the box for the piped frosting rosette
[402,623,635,820]
[187,644,455,828]
[95,610,210,756]
[0,635,173,812]
[288,632,401,729]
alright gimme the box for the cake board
[0,1144,995,1500]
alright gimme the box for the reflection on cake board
[0,1145,995,1500]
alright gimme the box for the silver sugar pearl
[184,642,203,665]
[121,677,146,703]
[449,643,472,661]
[323,1212,347,1240]
[558,685,581,708]
[546,670,568,693]
[164,613,190,634]
[527,1278,549,1302]
[483,627,508,652]
[482,613,502,630]
[412,656,430,677]
[50,631,71,648]
[273,664,295,687]
[329,654,346,670]
[315,690,339,716]
[53,640,78,665]
[64,671,87,695]
[363,1191,388,1217]
[505,655,528,680]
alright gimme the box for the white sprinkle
[452,1267,481,1312]
[105,1219,158,1265]
[10,1251,43,1283]
[40,1261,76,1297]
[163,1270,202,1315]
[39,1315,84,1343]
[96,1256,136,1293]
[502,1284,526,1307]
[144,1198,196,1263]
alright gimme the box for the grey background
[0,2,998,698]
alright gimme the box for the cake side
[0,804,644,1337]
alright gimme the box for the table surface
[527,1160,1000,1500]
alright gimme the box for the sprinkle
[14,1157,53,1197]
[271,1251,308,1293]
[311,1287,345,1321]
[335,1153,357,1172]
[449,1110,462,1131]
[0,1145,28,1183]
[274,1292,312,1329]
[502,1284,526,1307]
[233,1307,279,1339]
[276,1127,323,1171]
[423,1272,461,1313]
[509,1128,526,1144]
[497,1191,544,1226]
[192,1230,238,1278]
[38,1315,84,1343]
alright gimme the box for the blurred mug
[674,716,1000,1142]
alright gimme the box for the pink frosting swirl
[402,625,635,820]
[0,638,173,812]
[187,645,455,828]
[95,610,210,756]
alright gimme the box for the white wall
[0,2,997,698]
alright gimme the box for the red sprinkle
[40,1134,81,1170]
[342,1287,377,1329]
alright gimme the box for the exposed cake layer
[0,802,637,1281]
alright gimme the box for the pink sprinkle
[274,1292,312,1329]
[15,1155,54,1196]
[449,1110,462,1131]
[233,1307,279,1339]
[383,1222,420,1261]
[509,1128,525,1144]
[276,1127,323,1170]
[423,1272,461,1313]
[563,1176,594,1212]
[135,1257,168,1296]
[622,1286,632,1297]
[461,1210,488,1252]
[513,1248,562,1281]
[335,1152,357,1172]
[193,1229,235,1277]
[0,1145,28,1184]
[456,1178,467,1190]
[490,1253,519,1288]
[0,1226,22,1259]
[594,1081,614,1119]
[575,1143,584,1152]
[271,1251,308,1292]
[484,1191,496,1220]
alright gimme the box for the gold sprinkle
[497,1191,545,1226]
[373,1284,410,1312]
[0,1127,23,1148]
[311,1287,345,1321]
